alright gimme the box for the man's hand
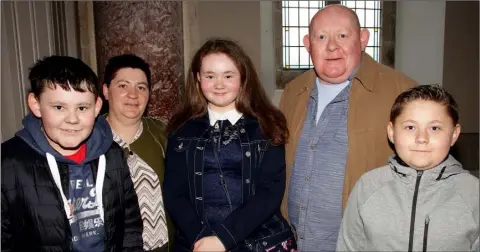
[193,236,226,252]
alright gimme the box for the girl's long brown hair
[167,38,288,145]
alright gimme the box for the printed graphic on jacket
[68,165,105,252]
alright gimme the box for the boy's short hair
[390,84,459,125]
[103,54,151,88]
[29,56,100,99]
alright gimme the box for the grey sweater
[337,155,479,251]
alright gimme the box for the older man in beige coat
[279,4,416,251]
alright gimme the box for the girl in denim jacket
[164,39,297,252]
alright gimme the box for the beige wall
[1,1,78,141]
[395,1,447,86]
[197,1,261,74]
[442,1,479,174]
[442,1,479,134]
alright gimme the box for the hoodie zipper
[408,170,423,252]
[423,215,430,252]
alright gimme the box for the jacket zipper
[423,215,429,252]
[408,170,423,252]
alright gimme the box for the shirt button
[310,145,315,150]
[245,151,251,157]
[305,176,310,181]
[240,128,246,133]
[300,236,304,240]
[301,206,306,211]
[245,179,250,184]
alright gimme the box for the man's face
[387,100,461,170]
[304,6,369,84]
[28,84,102,156]
[103,68,149,121]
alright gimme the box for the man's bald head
[303,4,369,84]
[309,5,361,35]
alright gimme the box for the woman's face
[103,67,150,121]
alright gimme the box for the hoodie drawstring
[46,153,106,222]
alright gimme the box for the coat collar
[388,154,467,187]
[190,112,258,126]
[207,107,243,126]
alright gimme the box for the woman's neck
[106,113,142,144]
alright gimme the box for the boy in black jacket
[1,56,143,251]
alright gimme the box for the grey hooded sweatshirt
[337,155,479,252]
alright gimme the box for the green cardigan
[129,117,167,183]
[106,116,174,251]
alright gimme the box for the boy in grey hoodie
[337,85,479,252]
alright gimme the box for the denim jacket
[163,114,293,251]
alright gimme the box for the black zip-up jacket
[163,114,294,251]
[1,115,143,252]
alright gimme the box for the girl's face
[198,53,241,113]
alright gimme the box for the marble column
[93,1,183,122]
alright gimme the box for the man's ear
[450,124,461,146]
[387,121,395,144]
[102,84,109,100]
[303,34,311,54]
[94,97,103,117]
[360,28,370,51]
[27,93,42,118]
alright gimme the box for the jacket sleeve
[211,143,286,250]
[336,178,366,251]
[472,236,479,252]
[163,136,212,248]
[2,187,13,252]
[471,179,479,252]
[1,151,19,252]
[120,152,144,251]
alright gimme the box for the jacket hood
[16,113,113,164]
[388,154,469,187]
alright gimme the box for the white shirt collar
[207,106,243,126]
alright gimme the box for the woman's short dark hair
[103,54,151,88]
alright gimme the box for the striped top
[111,119,169,251]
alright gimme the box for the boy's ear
[450,124,461,146]
[27,93,42,118]
[94,97,103,117]
[387,122,395,144]
[102,84,109,100]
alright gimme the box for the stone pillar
[93,1,184,122]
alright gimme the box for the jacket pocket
[243,228,295,252]
[423,215,430,252]
[173,138,192,152]
[256,140,269,164]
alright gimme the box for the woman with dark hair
[164,39,297,252]
[102,54,172,252]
